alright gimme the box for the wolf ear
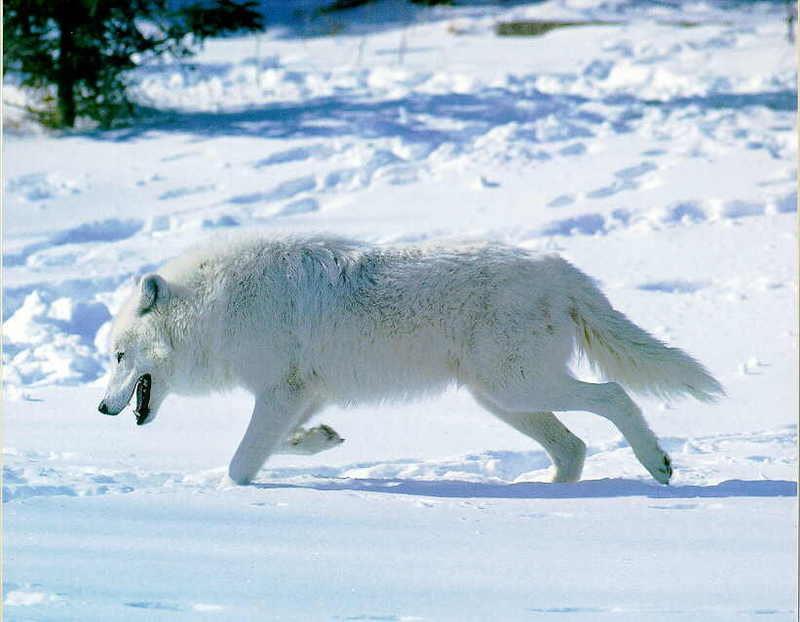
[138,274,170,316]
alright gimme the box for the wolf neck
[166,287,240,395]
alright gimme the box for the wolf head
[98,274,175,426]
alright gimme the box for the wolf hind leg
[473,393,586,483]
[279,424,345,455]
[270,400,345,455]
[479,377,672,484]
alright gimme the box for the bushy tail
[569,282,724,402]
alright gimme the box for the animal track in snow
[228,175,316,205]
[721,199,764,218]
[3,219,144,268]
[201,214,239,228]
[1,460,181,503]
[52,219,144,246]
[6,172,84,202]
[540,213,606,237]
[772,191,797,213]
[323,168,360,191]
[559,142,587,156]
[134,173,166,187]
[547,195,575,208]
[637,280,708,294]
[586,179,636,199]
[276,198,319,217]
[158,184,216,200]
[615,161,658,179]
[254,146,314,167]
[658,201,708,224]
[587,161,660,199]
[253,144,334,168]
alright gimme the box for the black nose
[98,401,109,414]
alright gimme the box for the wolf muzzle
[98,373,153,425]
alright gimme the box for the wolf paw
[633,441,673,485]
[659,453,673,483]
[647,452,673,485]
[287,424,344,455]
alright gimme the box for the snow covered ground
[3,1,798,619]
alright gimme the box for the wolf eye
[116,352,125,363]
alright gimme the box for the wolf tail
[567,272,724,402]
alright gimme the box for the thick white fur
[100,234,723,485]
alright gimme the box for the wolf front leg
[228,382,311,485]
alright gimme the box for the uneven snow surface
[3,1,797,620]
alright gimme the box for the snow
[3,0,797,619]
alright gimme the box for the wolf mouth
[134,374,152,426]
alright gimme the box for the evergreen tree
[4,0,264,128]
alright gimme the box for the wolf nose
[98,401,109,414]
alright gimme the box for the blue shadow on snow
[77,85,796,144]
[95,90,599,143]
[254,477,797,500]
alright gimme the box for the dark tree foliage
[4,0,264,128]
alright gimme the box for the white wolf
[99,235,723,485]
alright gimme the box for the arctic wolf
[99,235,723,485]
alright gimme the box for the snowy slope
[3,1,798,620]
